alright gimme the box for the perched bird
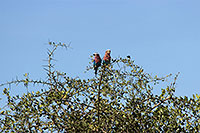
[93,53,101,75]
[103,49,111,65]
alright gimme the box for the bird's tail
[94,67,98,75]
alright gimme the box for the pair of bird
[93,49,111,75]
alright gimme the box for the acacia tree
[0,42,199,132]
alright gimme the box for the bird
[93,53,102,75]
[103,49,111,65]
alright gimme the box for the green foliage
[0,42,199,132]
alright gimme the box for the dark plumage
[93,53,101,75]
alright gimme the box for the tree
[0,42,199,132]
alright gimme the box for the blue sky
[0,0,200,104]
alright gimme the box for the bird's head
[106,49,111,54]
[93,53,100,57]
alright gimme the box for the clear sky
[0,0,200,104]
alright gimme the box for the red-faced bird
[93,53,101,75]
[103,49,111,65]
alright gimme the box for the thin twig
[152,96,171,110]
